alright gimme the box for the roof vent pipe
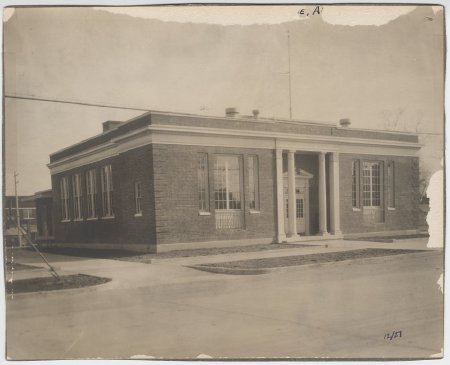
[225,107,239,118]
[339,118,351,128]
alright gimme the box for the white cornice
[148,124,421,150]
[47,124,421,175]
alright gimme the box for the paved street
[5,240,443,360]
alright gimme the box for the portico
[276,148,343,243]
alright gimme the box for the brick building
[46,109,422,252]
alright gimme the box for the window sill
[352,208,361,212]
[199,211,211,216]
[101,216,115,220]
[134,213,143,217]
[249,210,261,214]
[61,219,70,223]
[86,217,98,221]
[388,207,396,211]
[73,218,84,222]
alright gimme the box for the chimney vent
[103,120,123,132]
[225,107,239,118]
[252,109,260,119]
[339,118,351,128]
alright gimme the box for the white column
[329,152,342,236]
[288,150,298,238]
[305,179,310,236]
[276,149,286,242]
[318,152,329,235]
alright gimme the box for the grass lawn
[193,248,427,272]
[6,274,111,294]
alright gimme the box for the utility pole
[14,171,22,247]
[287,29,293,120]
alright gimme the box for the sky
[3,4,445,195]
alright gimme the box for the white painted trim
[48,123,421,175]
[276,148,286,243]
[156,236,274,253]
[149,124,420,149]
[61,219,70,223]
[38,241,157,253]
[134,213,143,217]
[86,217,98,221]
[198,211,212,216]
[101,215,115,220]
[249,210,261,214]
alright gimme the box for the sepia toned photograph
[3,3,445,361]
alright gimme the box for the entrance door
[283,175,311,235]
[362,161,384,224]
[294,187,306,233]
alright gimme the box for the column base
[331,230,343,239]
[318,231,332,238]
[277,234,287,243]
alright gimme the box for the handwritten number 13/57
[385,330,402,341]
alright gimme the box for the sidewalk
[6,237,440,293]
[150,237,437,266]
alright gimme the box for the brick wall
[52,145,156,249]
[339,153,420,234]
[152,144,277,245]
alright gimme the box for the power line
[5,94,151,112]
[5,93,444,136]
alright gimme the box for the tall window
[72,173,83,220]
[135,181,142,215]
[362,162,381,207]
[20,208,36,220]
[197,153,209,212]
[214,155,242,210]
[296,198,304,218]
[86,169,97,218]
[101,165,114,217]
[387,162,395,208]
[60,177,70,221]
[352,160,360,208]
[248,155,260,210]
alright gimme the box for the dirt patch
[5,262,42,271]
[6,274,112,294]
[346,233,429,243]
[192,248,427,273]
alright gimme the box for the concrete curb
[186,250,441,276]
[185,265,269,275]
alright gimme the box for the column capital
[288,149,296,154]
[330,151,340,161]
